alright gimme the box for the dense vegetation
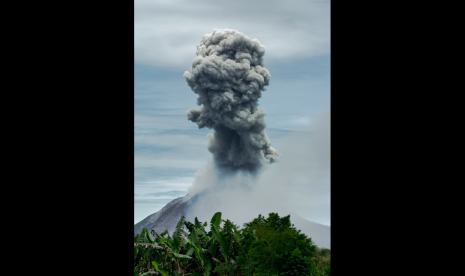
[134,212,330,276]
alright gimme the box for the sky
[134,0,330,226]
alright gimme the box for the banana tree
[134,228,165,275]
[183,215,230,276]
[187,212,238,274]
[209,212,233,264]
[152,231,193,275]
[135,213,247,276]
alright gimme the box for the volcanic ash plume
[183,29,279,174]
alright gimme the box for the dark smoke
[183,29,279,174]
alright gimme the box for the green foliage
[140,271,160,276]
[324,261,330,276]
[152,260,167,276]
[173,216,189,246]
[242,213,317,275]
[280,248,316,276]
[316,248,331,259]
[134,212,328,276]
[313,248,330,275]
[212,261,240,275]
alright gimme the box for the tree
[240,213,318,276]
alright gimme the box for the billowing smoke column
[183,29,279,174]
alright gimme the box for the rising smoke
[183,29,279,175]
[182,30,329,246]
[183,103,331,247]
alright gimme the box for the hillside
[134,194,330,249]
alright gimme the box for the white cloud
[134,0,330,69]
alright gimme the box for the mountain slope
[134,194,330,248]
[134,194,200,236]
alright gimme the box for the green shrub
[324,261,331,276]
[280,248,316,276]
[242,213,317,275]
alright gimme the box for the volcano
[134,194,330,249]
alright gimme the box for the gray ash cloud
[184,29,279,174]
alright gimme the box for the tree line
[134,212,331,276]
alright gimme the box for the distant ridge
[134,194,330,249]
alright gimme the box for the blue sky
[134,0,330,226]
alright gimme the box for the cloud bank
[134,0,330,69]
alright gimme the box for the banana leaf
[146,229,155,244]
[137,228,148,244]
[194,217,202,229]
[186,247,195,256]
[210,224,230,262]
[173,237,180,252]
[152,260,168,276]
[140,271,159,276]
[209,240,218,257]
[204,259,212,276]
[172,252,193,259]
[134,243,164,250]
[159,238,176,250]
[210,212,222,231]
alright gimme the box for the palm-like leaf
[152,260,167,276]
[186,247,195,256]
[159,238,176,249]
[210,212,222,231]
[139,271,160,276]
[173,216,188,242]
[194,217,202,229]
[134,243,164,250]
[172,252,193,259]
[211,224,230,262]
[136,228,148,244]
[209,240,219,257]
